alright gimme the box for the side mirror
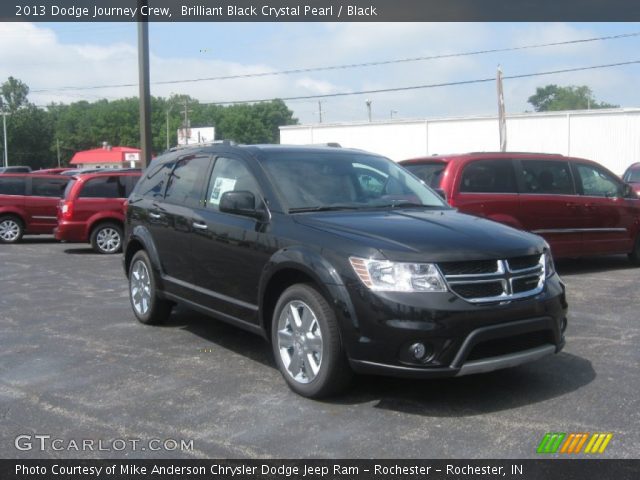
[219,191,267,220]
[623,183,638,199]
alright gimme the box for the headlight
[544,250,556,278]
[349,257,447,292]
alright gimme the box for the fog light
[410,342,427,361]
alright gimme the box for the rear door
[572,162,637,255]
[515,159,583,258]
[26,176,69,233]
[453,158,521,229]
[150,153,211,288]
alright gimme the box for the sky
[0,21,639,125]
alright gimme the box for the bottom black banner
[2,460,639,480]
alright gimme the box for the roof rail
[166,140,237,153]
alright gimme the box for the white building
[280,108,640,175]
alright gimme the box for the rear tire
[0,215,24,244]
[128,250,172,325]
[271,283,352,398]
[91,222,123,254]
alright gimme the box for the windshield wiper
[376,201,429,209]
[289,205,363,213]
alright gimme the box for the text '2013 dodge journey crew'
[123,145,568,397]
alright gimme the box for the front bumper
[341,275,568,379]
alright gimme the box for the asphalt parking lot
[0,237,638,459]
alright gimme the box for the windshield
[261,151,448,212]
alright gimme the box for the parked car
[123,144,567,398]
[0,174,69,243]
[55,170,141,254]
[0,166,31,174]
[622,162,640,195]
[33,168,74,175]
[400,152,640,263]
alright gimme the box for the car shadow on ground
[161,305,595,416]
[63,247,98,255]
[556,254,635,276]
[16,236,58,244]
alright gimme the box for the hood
[294,208,545,262]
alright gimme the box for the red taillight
[60,201,73,220]
[123,199,129,215]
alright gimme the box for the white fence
[280,108,640,175]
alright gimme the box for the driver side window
[205,157,261,211]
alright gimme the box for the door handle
[192,221,208,230]
[149,212,162,219]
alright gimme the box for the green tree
[7,105,55,169]
[1,76,30,112]
[528,84,618,112]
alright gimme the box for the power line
[202,59,640,105]
[30,31,640,93]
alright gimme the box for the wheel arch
[259,247,358,345]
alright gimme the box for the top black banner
[3,0,640,22]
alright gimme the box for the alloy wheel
[130,259,152,316]
[96,227,121,253]
[0,219,20,242]
[276,300,323,384]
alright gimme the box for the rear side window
[79,176,127,198]
[403,162,446,188]
[520,160,574,195]
[460,159,517,193]
[136,162,173,199]
[0,177,26,195]
[31,177,69,197]
[164,155,211,205]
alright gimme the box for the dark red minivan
[400,152,640,263]
[0,174,69,243]
[55,170,141,254]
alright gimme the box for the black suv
[123,144,568,398]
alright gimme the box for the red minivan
[400,152,640,262]
[0,174,69,243]
[55,170,141,254]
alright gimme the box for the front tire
[271,283,352,398]
[128,250,172,325]
[629,234,640,265]
[0,215,24,244]
[91,222,123,254]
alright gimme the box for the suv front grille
[438,254,545,303]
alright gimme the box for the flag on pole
[497,66,507,152]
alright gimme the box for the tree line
[0,77,298,169]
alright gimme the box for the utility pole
[137,0,152,169]
[56,139,61,167]
[366,99,372,122]
[318,101,323,124]
[0,98,7,168]
[182,99,191,144]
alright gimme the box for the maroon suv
[0,174,69,243]
[400,152,640,262]
[55,170,141,254]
